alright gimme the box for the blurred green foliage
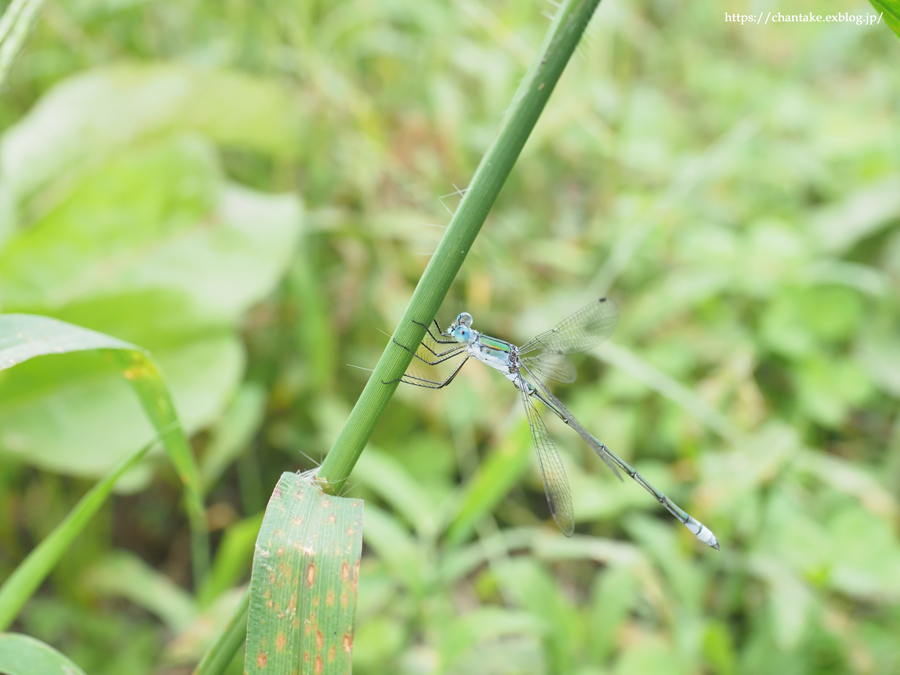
[0,0,899,674]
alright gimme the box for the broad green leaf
[0,131,301,477]
[0,333,242,477]
[0,137,220,309]
[244,472,363,675]
[0,139,302,322]
[0,633,87,675]
[0,64,303,205]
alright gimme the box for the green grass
[1,0,899,674]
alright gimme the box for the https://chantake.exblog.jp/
[724,11,883,26]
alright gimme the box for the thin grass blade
[0,313,209,583]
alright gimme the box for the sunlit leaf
[0,64,303,204]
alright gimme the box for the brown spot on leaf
[256,651,268,667]
[342,633,353,652]
[316,630,323,650]
[326,590,334,606]
[328,646,335,662]
[341,561,351,582]
[306,562,316,586]
[315,655,323,675]
[276,633,287,651]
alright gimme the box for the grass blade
[0,313,209,585]
[243,472,363,674]
[0,0,43,88]
[0,430,171,630]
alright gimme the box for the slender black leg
[411,319,456,345]
[383,356,469,388]
[417,339,465,359]
[409,320,459,358]
[392,337,466,366]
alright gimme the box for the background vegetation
[1,0,898,673]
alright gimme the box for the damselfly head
[448,312,475,343]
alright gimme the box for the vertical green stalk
[317,0,603,491]
[197,4,605,672]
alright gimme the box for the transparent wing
[519,380,574,536]
[519,297,619,356]
[520,352,577,383]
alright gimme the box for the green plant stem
[318,0,602,492]
[192,588,251,675]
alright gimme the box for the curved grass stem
[318,0,604,492]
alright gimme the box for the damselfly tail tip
[685,518,720,550]
[698,526,720,551]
